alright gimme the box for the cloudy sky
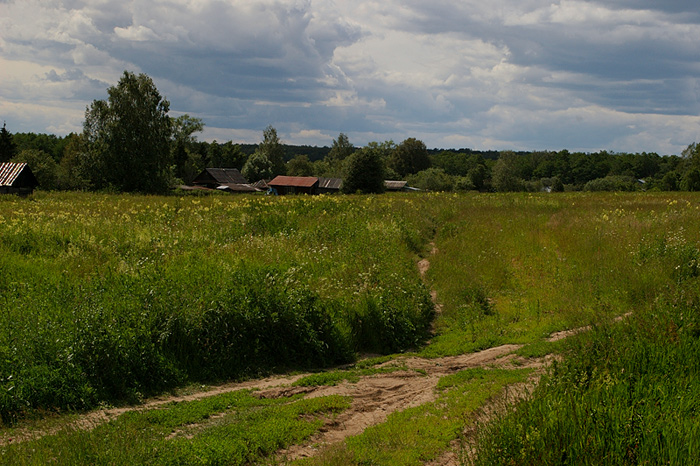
[1,0,699,154]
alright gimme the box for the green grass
[0,389,351,465]
[3,191,700,465]
[0,192,438,423]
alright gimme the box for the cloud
[0,0,699,154]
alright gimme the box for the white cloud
[0,0,699,154]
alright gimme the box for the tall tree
[0,122,17,163]
[343,145,386,194]
[258,125,285,176]
[328,133,354,162]
[388,138,431,177]
[82,71,172,193]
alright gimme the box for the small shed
[268,176,319,195]
[0,162,39,195]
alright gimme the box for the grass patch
[0,390,351,465]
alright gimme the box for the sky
[1,0,699,155]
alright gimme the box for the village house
[0,162,39,195]
[267,175,319,195]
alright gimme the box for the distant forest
[2,123,700,193]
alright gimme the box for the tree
[12,149,59,190]
[328,133,354,162]
[258,125,285,176]
[171,114,204,181]
[491,151,523,192]
[388,138,431,177]
[82,71,172,193]
[342,145,386,194]
[242,150,274,182]
[207,141,245,169]
[406,168,454,191]
[0,122,17,162]
[286,154,314,176]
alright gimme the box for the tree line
[2,71,700,194]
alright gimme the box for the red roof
[268,176,319,188]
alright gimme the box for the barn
[0,162,39,195]
[268,176,319,195]
[190,168,260,193]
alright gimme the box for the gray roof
[193,168,248,185]
[318,177,343,190]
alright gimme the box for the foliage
[583,175,640,191]
[11,149,59,190]
[259,125,286,176]
[406,167,454,191]
[81,71,172,193]
[342,144,387,194]
[242,149,274,182]
[286,154,314,176]
[388,138,431,177]
[491,151,523,192]
[0,122,17,163]
[0,192,436,422]
[328,133,354,162]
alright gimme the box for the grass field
[1,191,699,465]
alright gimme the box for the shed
[317,177,343,194]
[385,180,408,191]
[192,168,249,189]
[0,162,39,195]
[268,176,319,195]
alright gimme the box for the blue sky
[1,0,699,154]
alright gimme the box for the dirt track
[1,244,555,463]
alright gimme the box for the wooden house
[268,176,319,195]
[0,162,39,195]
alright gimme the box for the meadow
[1,191,699,465]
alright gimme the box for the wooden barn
[0,162,39,195]
[268,176,319,195]
[317,177,343,194]
[190,168,260,193]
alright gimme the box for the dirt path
[0,243,570,463]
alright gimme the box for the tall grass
[0,192,436,423]
[468,194,700,465]
[423,192,700,357]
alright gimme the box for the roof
[216,183,261,193]
[268,176,319,188]
[317,177,343,190]
[385,180,408,191]
[193,168,248,185]
[0,162,35,187]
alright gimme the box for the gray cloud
[1,0,699,153]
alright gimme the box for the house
[317,177,343,194]
[190,168,260,193]
[268,176,319,195]
[0,162,39,195]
